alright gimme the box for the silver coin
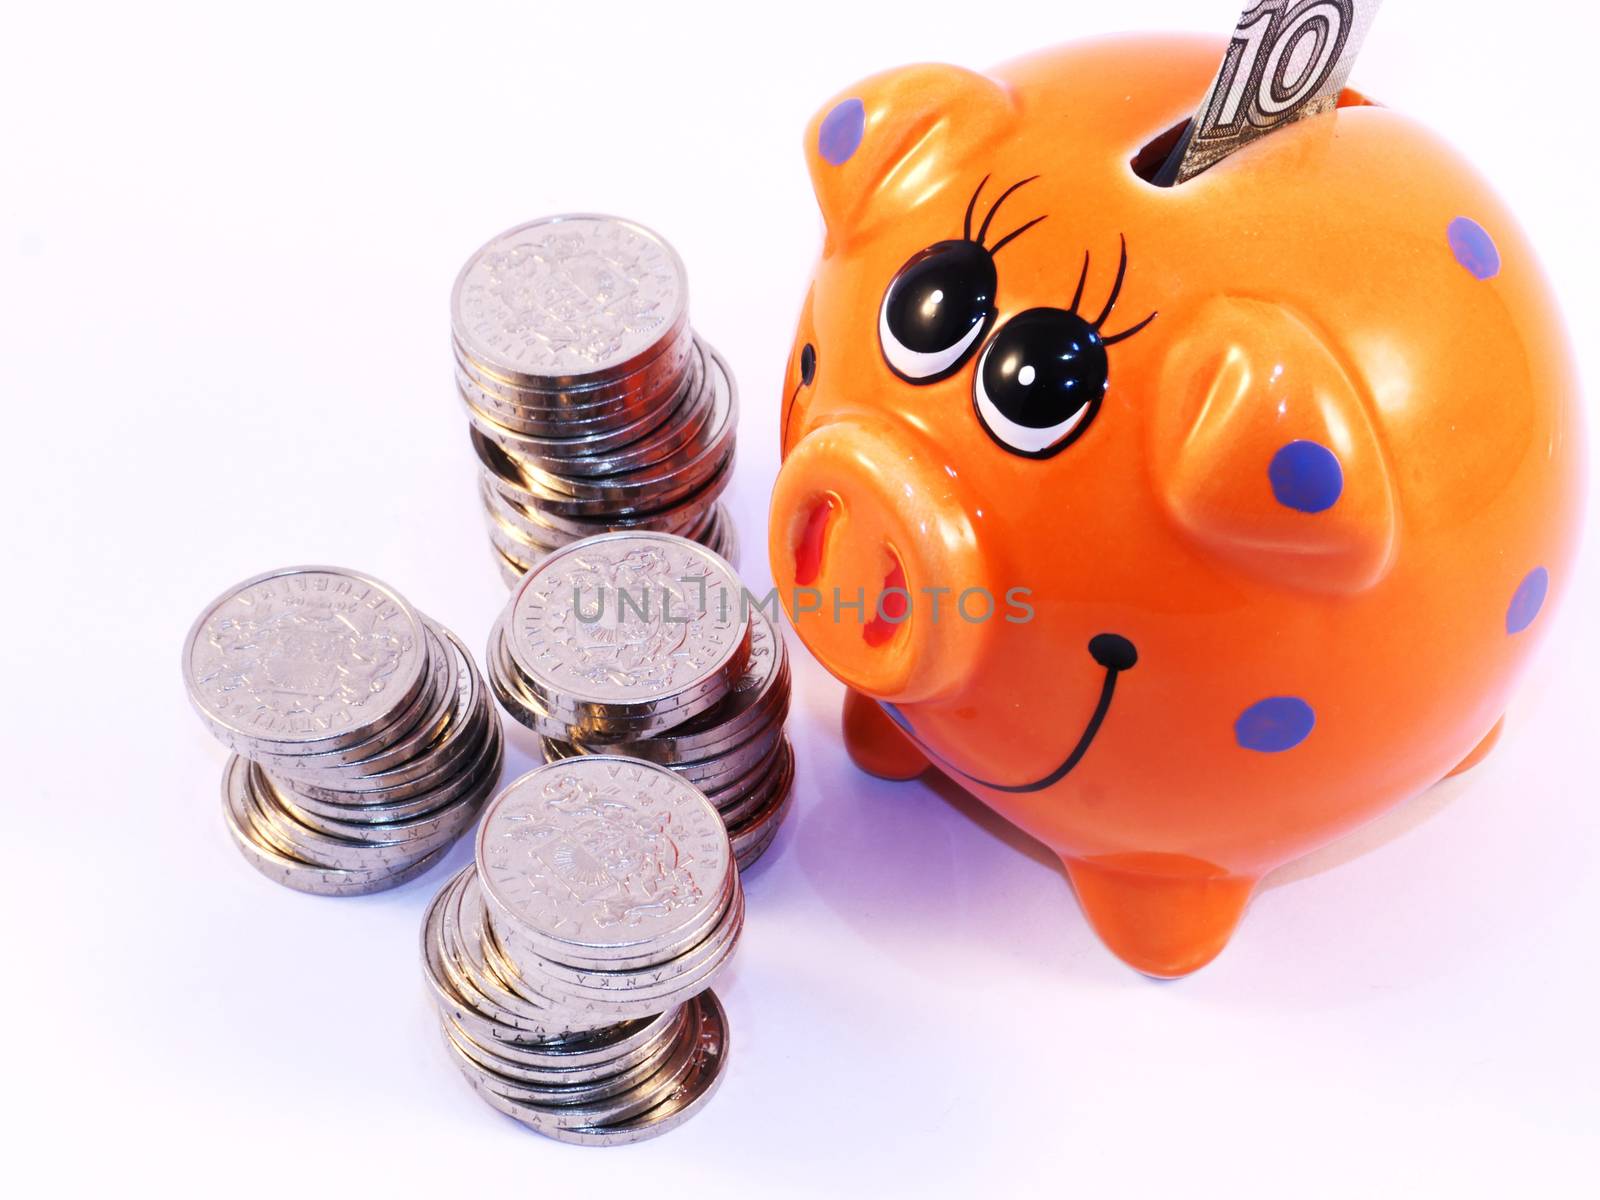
[490,623,740,743]
[475,990,730,1145]
[455,349,683,430]
[536,735,579,762]
[184,566,429,756]
[243,750,492,868]
[452,329,695,421]
[251,622,454,779]
[734,807,786,871]
[521,343,732,495]
[512,886,744,1015]
[491,379,717,484]
[221,764,449,896]
[486,626,590,743]
[703,503,739,567]
[458,368,686,461]
[487,620,633,743]
[483,510,564,564]
[682,501,723,543]
[425,874,564,1046]
[437,866,588,1033]
[491,443,738,521]
[470,423,732,515]
[461,858,724,1032]
[732,802,793,872]
[561,716,784,794]
[713,736,795,827]
[452,1008,698,1125]
[241,622,448,773]
[675,721,788,791]
[447,868,564,1014]
[471,351,735,513]
[621,664,787,765]
[483,883,739,1027]
[480,473,717,545]
[441,1012,683,1105]
[490,860,739,996]
[478,488,579,551]
[477,448,734,539]
[489,509,744,592]
[451,214,689,390]
[275,703,501,817]
[585,608,786,762]
[422,867,593,1042]
[462,340,706,464]
[483,512,567,576]
[484,840,736,977]
[234,757,436,871]
[703,727,789,804]
[279,626,488,794]
[726,746,795,845]
[505,532,748,722]
[264,751,494,846]
[475,756,731,965]
[471,342,717,482]
[493,544,532,587]
[481,452,734,535]
[454,993,706,1133]
[442,1006,684,1077]
[472,794,738,974]
[491,620,746,746]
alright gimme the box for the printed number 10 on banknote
[1157,0,1382,185]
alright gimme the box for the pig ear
[1150,297,1398,595]
[804,64,1018,246]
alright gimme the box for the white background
[3,1,1595,1195]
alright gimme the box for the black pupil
[885,241,996,352]
[799,343,816,385]
[980,308,1107,428]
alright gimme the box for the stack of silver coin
[484,532,795,870]
[451,214,739,583]
[183,566,503,895]
[422,756,739,1144]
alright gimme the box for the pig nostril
[863,555,909,648]
[794,495,838,587]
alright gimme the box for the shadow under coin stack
[183,567,503,895]
[485,532,794,870]
[451,215,739,584]
[422,757,740,1144]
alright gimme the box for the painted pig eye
[974,308,1108,458]
[879,240,997,383]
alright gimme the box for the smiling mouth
[879,633,1137,794]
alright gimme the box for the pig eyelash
[1072,235,1157,345]
[963,175,1048,256]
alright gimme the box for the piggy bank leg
[1445,716,1504,779]
[842,688,928,780]
[1063,854,1257,979]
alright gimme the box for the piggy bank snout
[769,420,993,703]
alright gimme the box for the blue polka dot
[818,98,866,166]
[1269,440,1344,513]
[1235,697,1316,753]
[1506,566,1549,635]
[1448,216,1501,280]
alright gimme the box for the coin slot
[1130,88,1379,186]
[793,494,839,587]
[1129,117,1190,185]
[863,552,908,648]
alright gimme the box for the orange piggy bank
[768,35,1584,977]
